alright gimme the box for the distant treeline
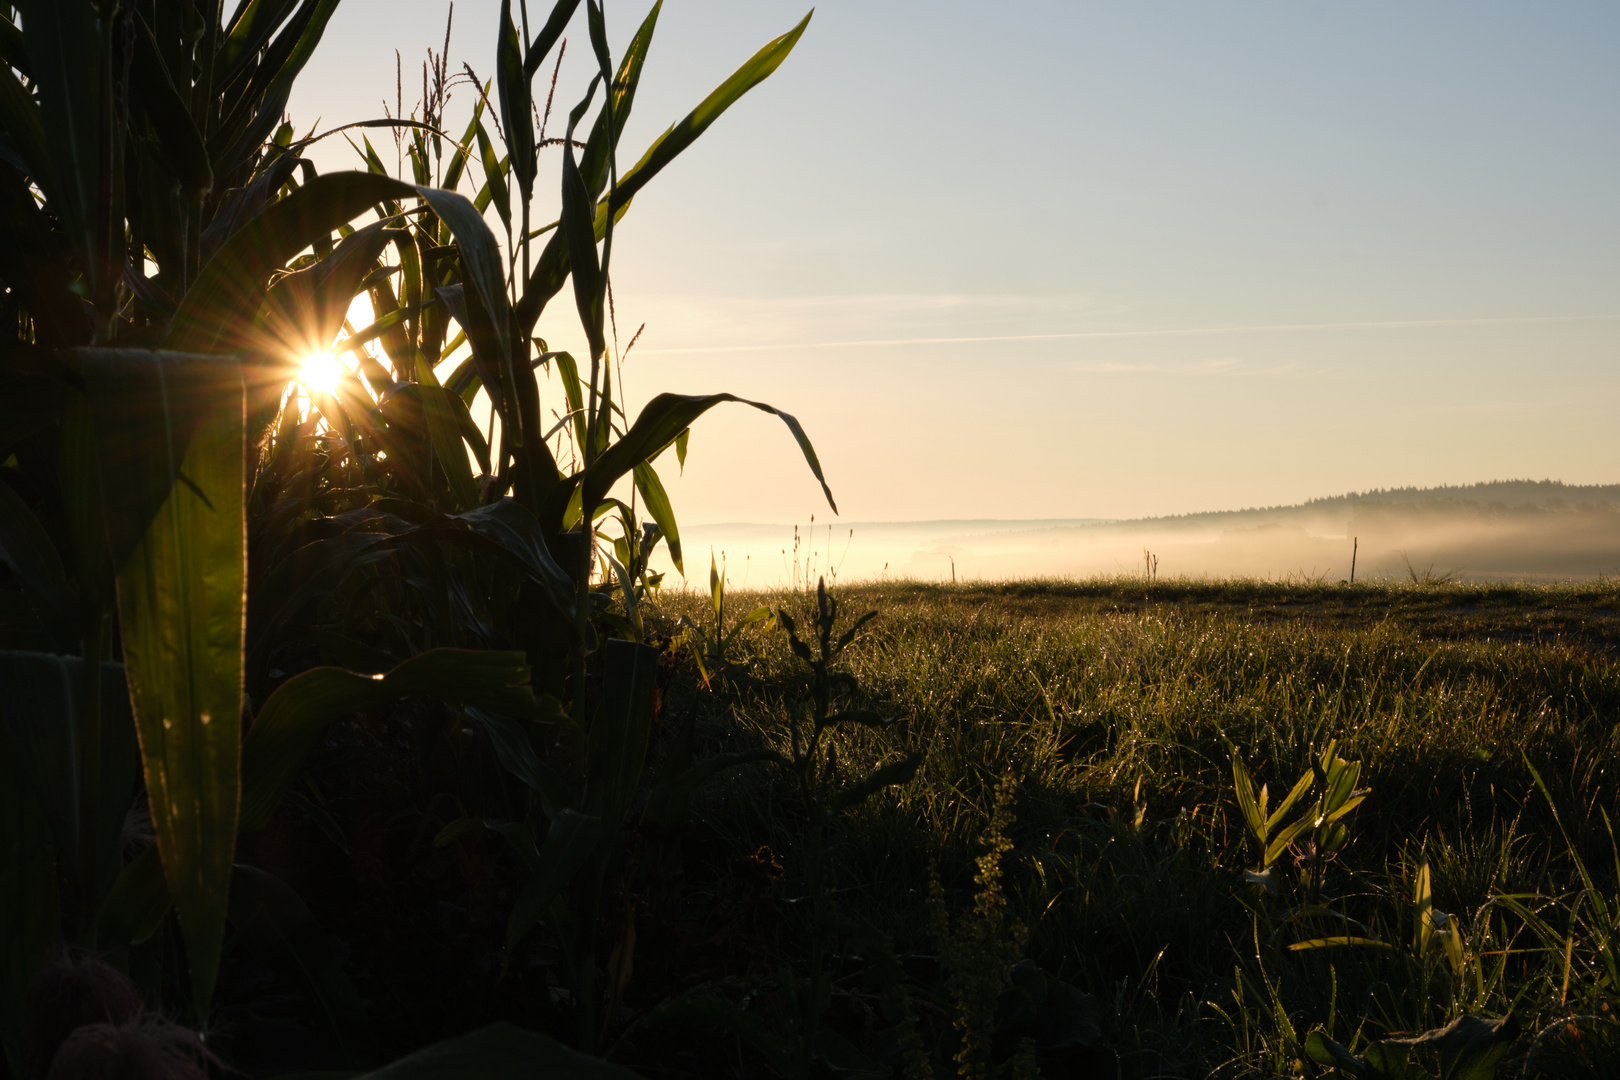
[1120,480,1620,529]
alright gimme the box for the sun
[297,351,345,395]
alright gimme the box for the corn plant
[0,0,829,1070]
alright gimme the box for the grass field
[596,578,1620,1077]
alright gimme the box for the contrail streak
[636,313,1619,355]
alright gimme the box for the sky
[289,1,1620,527]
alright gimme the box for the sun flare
[297,351,344,395]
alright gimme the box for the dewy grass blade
[113,361,246,1021]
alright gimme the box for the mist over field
[652,481,1620,586]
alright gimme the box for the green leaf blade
[114,363,247,1018]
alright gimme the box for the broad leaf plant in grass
[0,0,828,1074]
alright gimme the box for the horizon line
[635,312,1620,355]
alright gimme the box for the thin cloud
[635,312,1619,356]
[1068,357,1300,376]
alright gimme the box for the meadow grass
[634,577,1620,1077]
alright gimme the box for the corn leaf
[0,485,77,650]
[582,640,659,842]
[612,10,811,209]
[228,863,369,1055]
[240,648,536,832]
[0,13,31,80]
[561,78,606,364]
[524,0,583,79]
[262,220,396,361]
[415,359,482,511]
[496,0,537,203]
[0,64,57,204]
[502,809,603,954]
[632,461,682,575]
[475,119,513,235]
[75,350,237,572]
[353,1021,640,1079]
[0,730,58,1080]
[554,391,836,533]
[577,1,660,197]
[129,18,212,198]
[15,0,103,291]
[113,362,246,1018]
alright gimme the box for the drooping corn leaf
[546,392,835,534]
[240,648,536,832]
[113,362,246,1018]
[262,220,397,362]
[463,706,569,817]
[171,173,510,390]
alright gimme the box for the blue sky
[291,1,1620,523]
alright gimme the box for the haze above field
[293,2,1619,523]
[651,481,1620,585]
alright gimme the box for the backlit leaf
[114,362,246,1017]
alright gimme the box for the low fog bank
[649,482,1620,586]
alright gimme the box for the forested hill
[1130,480,1620,528]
